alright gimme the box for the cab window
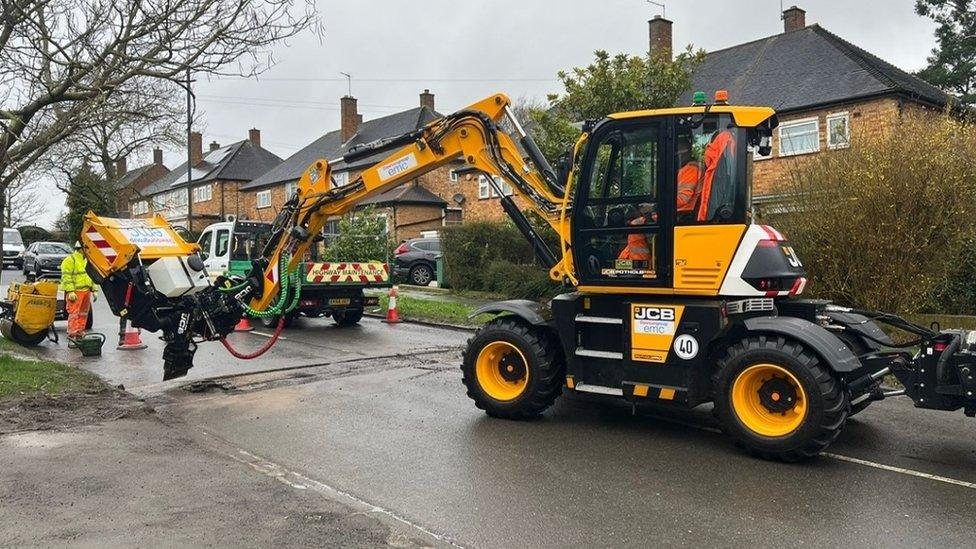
[575,122,665,284]
[675,113,749,225]
[215,229,230,258]
[197,231,213,258]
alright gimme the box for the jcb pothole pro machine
[81,92,976,461]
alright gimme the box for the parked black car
[23,241,72,279]
[394,237,440,286]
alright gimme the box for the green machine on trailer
[196,220,390,328]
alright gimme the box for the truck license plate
[328,298,351,306]
[300,299,319,307]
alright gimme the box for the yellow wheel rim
[475,341,529,401]
[731,363,808,437]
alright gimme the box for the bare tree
[4,173,45,227]
[0,0,318,197]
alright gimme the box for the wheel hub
[498,353,526,382]
[757,377,798,413]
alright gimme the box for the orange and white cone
[117,323,147,350]
[383,285,401,324]
[234,316,254,332]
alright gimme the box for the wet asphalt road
[4,270,975,547]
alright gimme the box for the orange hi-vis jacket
[676,162,703,213]
[618,216,651,261]
[698,130,736,222]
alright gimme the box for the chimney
[189,131,203,166]
[783,5,806,32]
[115,157,127,177]
[209,141,221,152]
[420,89,435,111]
[340,95,359,142]
[153,147,163,166]
[648,15,673,61]
[248,128,261,148]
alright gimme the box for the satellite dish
[453,193,465,205]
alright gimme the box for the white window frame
[256,189,272,209]
[750,144,772,162]
[284,180,298,197]
[332,171,349,187]
[443,207,463,226]
[778,117,820,157]
[478,175,513,199]
[192,184,212,203]
[132,200,148,215]
[826,112,851,150]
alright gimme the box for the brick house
[112,148,169,218]
[131,130,282,232]
[241,90,520,242]
[652,5,951,201]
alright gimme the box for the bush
[771,112,976,314]
[441,220,560,299]
[321,206,391,263]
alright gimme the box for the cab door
[572,118,674,289]
[209,226,231,275]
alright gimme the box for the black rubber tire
[714,335,849,462]
[461,317,564,419]
[333,308,363,327]
[1,319,48,346]
[409,264,433,286]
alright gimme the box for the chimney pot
[189,132,203,166]
[115,157,127,178]
[648,16,673,61]
[783,5,806,32]
[209,141,220,152]
[420,89,435,111]
[248,128,261,148]
[340,96,360,142]
[153,147,163,166]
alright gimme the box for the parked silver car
[22,241,72,280]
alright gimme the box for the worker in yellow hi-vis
[60,241,97,344]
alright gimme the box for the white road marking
[198,430,464,548]
[643,412,976,490]
[250,331,287,340]
[822,452,976,490]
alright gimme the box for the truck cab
[197,220,389,328]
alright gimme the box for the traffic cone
[117,327,147,350]
[234,316,254,332]
[383,285,401,324]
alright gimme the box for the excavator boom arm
[250,93,576,311]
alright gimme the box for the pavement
[2,270,976,547]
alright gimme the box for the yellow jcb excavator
[80,92,976,461]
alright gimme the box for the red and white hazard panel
[86,226,118,265]
[306,262,390,283]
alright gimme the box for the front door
[573,118,673,289]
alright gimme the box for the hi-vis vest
[618,217,651,261]
[60,251,95,292]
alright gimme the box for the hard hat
[73,240,82,249]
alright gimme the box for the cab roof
[608,105,777,128]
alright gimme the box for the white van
[2,228,24,269]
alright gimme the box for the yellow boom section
[250,93,575,311]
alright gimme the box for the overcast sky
[37,0,939,228]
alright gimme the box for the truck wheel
[259,314,293,329]
[409,264,433,286]
[461,317,564,420]
[333,308,363,327]
[714,336,849,462]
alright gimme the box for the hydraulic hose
[219,316,286,359]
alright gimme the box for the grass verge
[377,295,494,327]
[0,338,103,399]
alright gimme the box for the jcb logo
[782,246,803,268]
[634,307,675,321]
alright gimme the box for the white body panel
[146,256,211,297]
[718,224,806,298]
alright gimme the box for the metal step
[573,383,624,396]
[575,347,623,360]
[575,315,623,325]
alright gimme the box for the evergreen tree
[64,163,116,243]
[916,0,976,106]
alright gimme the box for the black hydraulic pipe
[499,194,558,270]
[342,130,422,164]
[519,133,564,197]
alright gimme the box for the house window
[478,175,513,199]
[449,170,459,182]
[826,112,851,149]
[192,184,212,203]
[256,190,272,209]
[444,208,463,226]
[284,180,298,197]
[332,171,349,187]
[778,117,820,157]
[131,201,148,215]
